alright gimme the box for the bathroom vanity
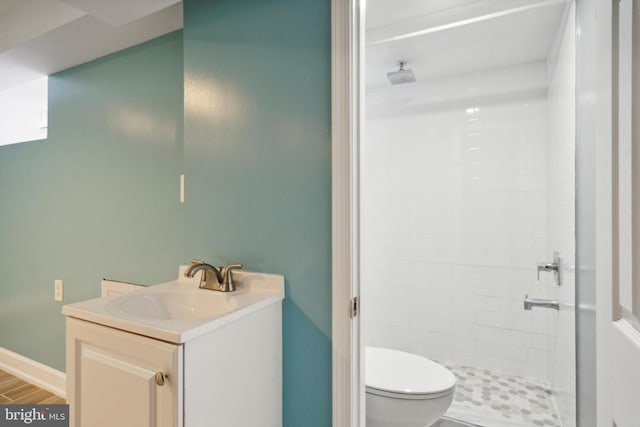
[62,267,284,427]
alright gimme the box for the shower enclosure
[361,1,576,426]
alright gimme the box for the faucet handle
[537,262,557,280]
[223,264,243,280]
[221,264,243,291]
[536,252,563,285]
[191,259,205,265]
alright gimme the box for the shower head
[387,61,415,85]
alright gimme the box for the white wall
[546,4,576,426]
[362,62,554,380]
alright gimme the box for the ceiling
[0,0,183,92]
[1,0,569,94]
[366,0,570,90]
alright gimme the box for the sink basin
[62,267,285,343]
[106,288,238,320]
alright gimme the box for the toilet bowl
[366,347,456,427]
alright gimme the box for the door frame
[575,0,601,425]
[576,0,615,425]
[331,0,362,426]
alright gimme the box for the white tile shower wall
[362,63,551,381]
[546,4,576,427]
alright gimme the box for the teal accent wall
[182,0,332,425]
[0,3,332,422]
[0,31,184,371]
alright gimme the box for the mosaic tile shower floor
[440,362,561,427]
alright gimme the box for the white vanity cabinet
[64,270,284,427]
[66,318,182,427]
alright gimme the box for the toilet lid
[365,347,456,396]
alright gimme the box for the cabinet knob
[155,372,168,386]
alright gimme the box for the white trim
[0,347,66,398]
[332,0,362,426]
[593,0,614,425]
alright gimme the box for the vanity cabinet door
[66,318,183,427]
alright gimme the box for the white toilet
[366,347,457,427]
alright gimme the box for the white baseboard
[0,347,66,398]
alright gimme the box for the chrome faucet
[536,251,562,286]
[536,261,559,277]
[523,295,559,311]
[184,259,243,292]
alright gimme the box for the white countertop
[62,268,284,344]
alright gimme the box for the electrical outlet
[54,280,63,302]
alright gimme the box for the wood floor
[0,369,65,404]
